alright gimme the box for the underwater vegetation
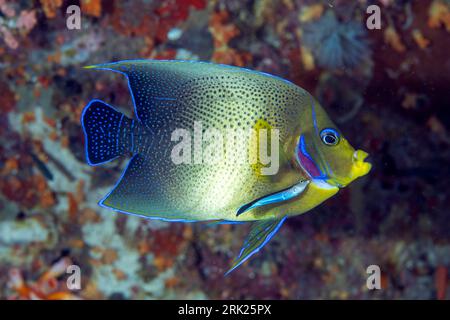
[302,10,371,71]
[0,0,449,299]
[7,257,81,300]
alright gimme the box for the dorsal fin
[85,61,182,127]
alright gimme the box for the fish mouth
[326,150,372,188]
[350,149,372,179]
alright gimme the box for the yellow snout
[350,150,372,179]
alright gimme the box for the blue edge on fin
[95,154,249,224]
[81,65,194,223]
[225,216,288,276]
[81,99,123,167]
[81,64,141,166]
[82,61,291,270]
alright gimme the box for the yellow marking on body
[248,119,274,180]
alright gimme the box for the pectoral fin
[236,180,309,216]
[225,216,287,275]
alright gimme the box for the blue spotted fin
[236,180,310,216]
[84,60,210,128]
[81,100,133,165]
[225,216,287,275]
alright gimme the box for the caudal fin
[81,100,132,165]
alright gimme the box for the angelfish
[81,60,372,274]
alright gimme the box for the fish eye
[320,128,339,146]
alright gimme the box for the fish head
[294,97,371,188]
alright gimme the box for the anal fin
[225,216,287,275]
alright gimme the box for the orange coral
[48,131,58,141]
[101,248,118,264]
[60,135,69,148]
[300,46,315,71]
[34,174,55,208]
[384,25,406,53]
[412,29,431,49]
[46,52,61,64]
[138,240,151,255]
[401,93,420,109]
[44,116,57,128]
[40,189,55,208]
[112,268,127,281]
[209,11,240,48]
[428,0,450,31]
[82,281,103,299]
[0,170,55,209]
[67,192,78,221]
[8,258,81,300]
[208,10,252,66]
[22,111,36,124]
[299,4,324,23]
[78,207,101,224]
[154,255,175,271]
[165,276,180,288]
[3,158,19,173]
[211,50,252,67]
[182,225,194,241]
[40,0,63,19]
[68,238,85,249]
[81,0,101,18]
[76,180,86,202]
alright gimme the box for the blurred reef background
[0,0,449,299]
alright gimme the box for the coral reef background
[0,0,449,299]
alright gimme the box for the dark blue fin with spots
[81,99,132,166]
[225,216,287,275]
